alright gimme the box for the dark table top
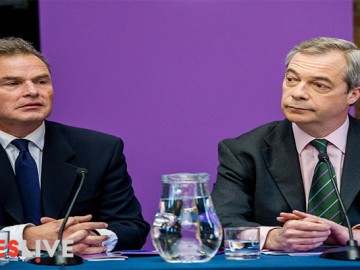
[2,252,360,270]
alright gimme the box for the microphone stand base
[27,254,84,266]
[320,245,360,261]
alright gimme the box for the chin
[284,114,311,124]
[19,116,47,124]
[23,111,51,120]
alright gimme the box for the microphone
[316,153,360,261]
[28,168,88,265]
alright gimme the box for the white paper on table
[82,251,128,261]
[261,246,339,257]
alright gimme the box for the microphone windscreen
[76,168,88,175]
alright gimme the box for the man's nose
[291,83,309,99]
[23,82,39,96]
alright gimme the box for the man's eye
[35,78,50,85]
[314,83,329,90]
[4,81,19,86]
[286,76,297,83]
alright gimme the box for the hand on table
[263,211,331,252]
[23,214,109,254]
[278,210,350,246]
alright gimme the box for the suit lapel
[261,120,306,212]
[340,116,360,211]
[41,122,80,219]
[0,147,25,223]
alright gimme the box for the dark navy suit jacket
[211,116,360,228]
[0,120,150,250]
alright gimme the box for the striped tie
[307,139,342,224]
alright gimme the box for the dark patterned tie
[12,139,41,225]
[307,139,342,224]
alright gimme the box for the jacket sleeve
[211,139,260,228]
[95,138,150,250]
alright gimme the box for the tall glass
[151,173,222,263]
[0,231,9,265]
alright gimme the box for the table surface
[2,253,360,270]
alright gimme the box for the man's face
[281,51,360,137]
[0,54,54,134]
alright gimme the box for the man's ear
[348,87,360,105]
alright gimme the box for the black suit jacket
[0,120,150,250]
[211,116,360,228]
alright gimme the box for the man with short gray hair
[212,37,360,252]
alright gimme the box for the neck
[295,118,348,138]
[298,127,332,138]
[0,121,43,138]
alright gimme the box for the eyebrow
[0,74,51,81]
[286,68,334,86]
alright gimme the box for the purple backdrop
[38,0,353,249]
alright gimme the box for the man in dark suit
[0,37,149,254]
[211,37,360,252]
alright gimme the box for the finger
[40,216,80,230]
[292,210,314,219]
[277,216,298,223]
[285,219,331,232]
[285,234,328,246]
[64,229,89,243]
[277,217,287,223]
[78,235,109,246]
[301,216,325,224]
[40,217,56,224]
[72,214,93,223]
[63,221,108,233]
[278,216,325,224]
[276,228,329,251]
[67,243,88,254]
[291,210,330,225]
[278,212,328,227]
[55,216,82,233]
[279,212,301,220]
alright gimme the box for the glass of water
[224,227,260,260]
[0,231,9,264]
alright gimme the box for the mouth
[19,102,43,109]
[286,105,311,111]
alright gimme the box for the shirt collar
[0,122,46,150]
[292,116,349,154]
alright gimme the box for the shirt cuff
[259,226,281,250]
[96,228,118,252]
[2,223,35,255]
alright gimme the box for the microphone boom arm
[319,153,354,240]
[317,153,360,260]
[58,168,88,242]
[28,168,88,266]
